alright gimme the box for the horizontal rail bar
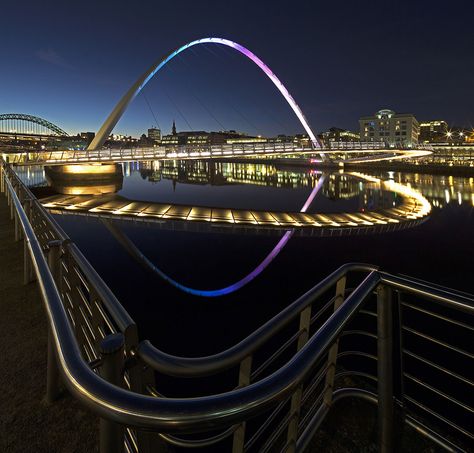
[380,272,474,314]
[402,349,473,387]
[402,326,474,359]
[401,301,473,331]
[404,373,473,413]
[137,263,377,377]
[404,395,473,440]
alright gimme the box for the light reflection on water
[15,160,474,350]
[16,160,474,210]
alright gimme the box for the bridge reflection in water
[36,162,432,297]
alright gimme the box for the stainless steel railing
[1,157,473,453]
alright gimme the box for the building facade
[319,127,360,146]
[419,121,448,143]
[359,109,419,146]
[160,121,257,147]
[147,128,161,143]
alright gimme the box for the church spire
[172,119,177,135]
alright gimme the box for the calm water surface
[20,161,474,356]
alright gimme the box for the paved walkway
[0,193,98,452]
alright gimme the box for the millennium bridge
[4,141,434,166]
[1,36,473,453]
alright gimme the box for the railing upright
[232,355,252,453]
[377,284,394,453]
[23,198,34,285]
[285,302,313,452]
[323,275,347,407]
[46,239,63,403]
[99,333,125,453]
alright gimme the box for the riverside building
[359,109,419,146]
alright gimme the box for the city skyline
[1,0,473,138]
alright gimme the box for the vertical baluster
[377,284,394,453]
[10,184,14,219]
[46,240,62,402]
[392,290,405,452]
[323,276,347,407]
[23,199,34,285]
[0,163,4,193]
[100,333,125,453]
[232,355,252,453]
[285,304,312,452]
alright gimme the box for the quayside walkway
[0,195,98,452]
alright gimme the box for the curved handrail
[7,176,382,431]
[137,262,376,377]
[3,160,473,438]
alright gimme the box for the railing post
[6,178,10,204]
[0,163,4,193]
[377,284,394,453]
[46,327,62,402]
[100,333,125,453]
[232,355,252,453]
[10,185,14,219]
[47,240,62,282]
[14,208,20,241]
[323,276,347,407]
[46,240,63,402]
[286,303,312,452]
[23,238,31,285]
[23,199,35,284]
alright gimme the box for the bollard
[100,333,125,453]
[377,285,394,453]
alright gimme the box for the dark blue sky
[2,0,473,137]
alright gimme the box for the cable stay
[142,90,161,130]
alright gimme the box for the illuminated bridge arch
[0,113,68,136]
[88,37,322,155]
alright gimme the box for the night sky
[2,0,473,137]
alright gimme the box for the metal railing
[1,158,473,453]
[3,142,315,166]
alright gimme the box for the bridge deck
[41,174,430,231]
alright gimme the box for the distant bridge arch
[88,37,322,155]
[0,113,68,136]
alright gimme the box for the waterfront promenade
[0,195,97,452]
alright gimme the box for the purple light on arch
[114,175,326,298]
[89,37,322,153]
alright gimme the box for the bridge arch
[0,113,68,136]
[88,37,322,154]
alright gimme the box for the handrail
[380,272,474,313]
[137,262,376,377]
[2,158,473,451]
[4,178,385,431]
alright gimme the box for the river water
[20,160,474,355]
